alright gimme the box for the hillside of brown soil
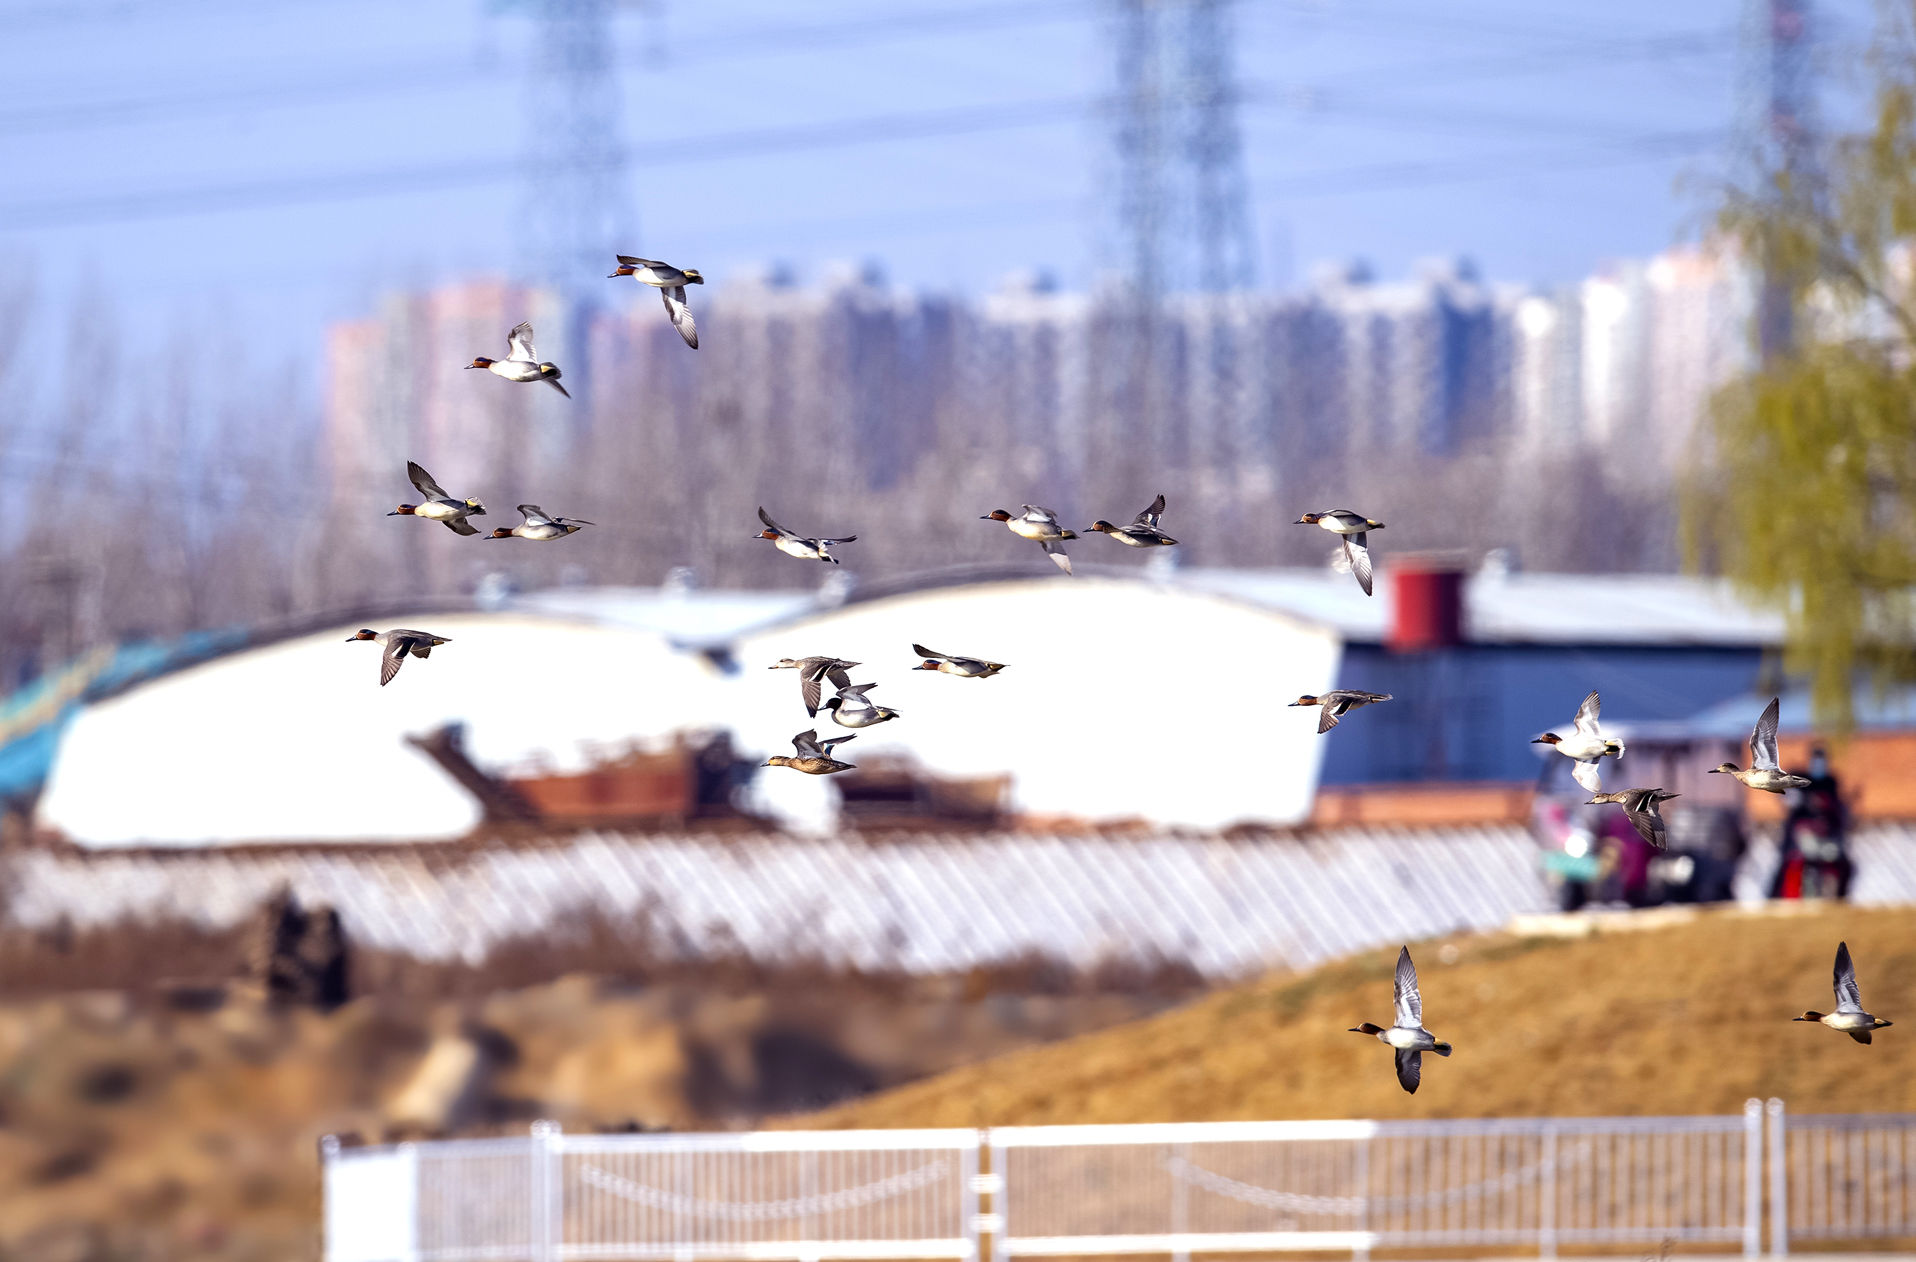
[806,902,1916,1128]
[0,974,1164,1262]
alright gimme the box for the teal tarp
[0,629,250,800]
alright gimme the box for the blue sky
[1,0,1862,368]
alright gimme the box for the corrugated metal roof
[1617,685,1916,742]
[14,826,1916,980]
[1177,568,1784,647]
[5,829,1551,977]
[504,568,1786,652]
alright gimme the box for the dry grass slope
[805,903,1916,1127]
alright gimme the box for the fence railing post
[1353,1135,1371,1262]
[1169,1141,1191,1262]
[1767,1098,1788,1257]
[531,1120,562,1262]
[961,1133,983,1261]
[1743,1099,1763,1256]
[1539,1124,1557,1259]
[989,1132,1010,1262]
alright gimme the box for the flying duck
[1295,509,1384,596]
[1087,494,1177,548]
[1349,945,1453,1094]
[982,505,1076,575]
[765,729,857,775]
[911,643,1007,678]
[609,255,703,349]
[756,507,856,564]
[769,656,860,718]
[388,461,485,536]
[1290,690,1393,734]
[1794,941,1892,1043]
[346,628,451,687]
[1532,690,1624,793]
[824,682,902,729]
[466,321,569,397]
[1709,696,1811,793]
[1586,788,1680,849]
[486,504,593,540]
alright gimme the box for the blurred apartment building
[320,244,1755,586]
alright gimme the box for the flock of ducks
[1357,937,1886,1095]
[349,252,1879,1095]
[351,266,1828,836]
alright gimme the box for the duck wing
[1620,793,1668,849]
[1573,691,1603,740]
[1317,703,1341,734]
[1343,535,1374,597]
[798,659,844,717]
[1394,1047,1422,1094]
[1040,539,1073,575]
[506,321,538,362]
[1834,941,1863,1013]
[407,461,450,501]
[518,505,559,527]
[618,255,663,267]
[818,732,857,752]
[911,643,947,661]
[757,507,791,537]
[1571,759,1604,794]
[662,286,699,349]
[1393,946,1423,1027]
[1022,505,1062,525]
[791,730,826,758]
[836,682,879,701]
[1751,696,1783,771]
[443,517,480,537]
[542,375,571,398]
[379,637,413,687]
[1133,494,1167,529]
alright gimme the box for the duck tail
[1431,1041,1453,1057]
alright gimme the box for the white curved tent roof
[733,577,1339,829]
[39,577,1341,845]
[39,613,729,846]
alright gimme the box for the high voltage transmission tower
[495,0,644,325]
[1745,0,1814,361]
[1108,0,1255,296]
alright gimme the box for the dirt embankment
[805,903,1916,1128]
[0,973,1171,1262]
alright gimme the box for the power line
[686,127,1724,252]
[0,5,1731,139]
[0,0,1104,138]
[0,28,1740,236]
[0,95,1094,231]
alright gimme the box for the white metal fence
[326,1125,979,1262]
[323,1103,1916,1262]
[987,1111,1764,1260]
[1771,1100,1916,1248]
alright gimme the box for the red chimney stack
[1389,558,1465,652]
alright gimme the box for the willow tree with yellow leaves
[1691,2,1916,725]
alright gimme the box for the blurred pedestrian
[1771,746,1852,899]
